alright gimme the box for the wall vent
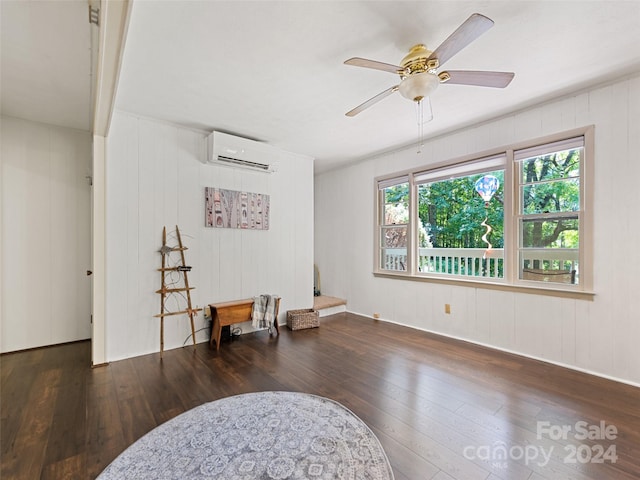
[211,155,273,172]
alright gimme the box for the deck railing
[382,247,578,282]
[418,247,504,278]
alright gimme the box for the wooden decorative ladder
[155,225,201,358]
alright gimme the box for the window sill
[373,271,595,300]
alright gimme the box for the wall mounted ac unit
[207,131,277,173]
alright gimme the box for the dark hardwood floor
[2,312,639,479]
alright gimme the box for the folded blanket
[252,294,279,329]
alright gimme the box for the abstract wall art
[205,187,270,230]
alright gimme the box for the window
[414,155,505,280]
[516,137,584,285]
[378,176,409,272]
[374,128,592,293]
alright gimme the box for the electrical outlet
[444,304,451,314]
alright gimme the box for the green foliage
[384,149,580,251]
[384,183,409,205]
[383,184,410,248]
[418,171,504,249]
[521,149,580,248]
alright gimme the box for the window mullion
[408,178,417,274]
[505,148,517,284]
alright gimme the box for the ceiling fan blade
[344,57,401,74]
[345,85,399,117]
[443,70,515,88]
[427,13,494,67]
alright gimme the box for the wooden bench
[208,297,280,350]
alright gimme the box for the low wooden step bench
[313,295,347,317]
[208,298,280,350]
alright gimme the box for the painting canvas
[205,187,270,230]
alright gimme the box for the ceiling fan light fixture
[343,14,513,119]
[398,72,439,102]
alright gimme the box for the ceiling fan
[344,13,515,120]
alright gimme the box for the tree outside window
[517,144,582,284]
[417,169,504,277]
[380,182,409,271]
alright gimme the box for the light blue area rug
[98,391,394,479]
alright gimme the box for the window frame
[373,126,594,297]
[413,154,507,282]
[514,136,585,287]
[377,175,411,274]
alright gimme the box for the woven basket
[287,309,320,331]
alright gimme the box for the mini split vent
[207,131,277,173]
[213,155,272,172]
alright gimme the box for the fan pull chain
[416,99,425,153]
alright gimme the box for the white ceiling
[3,1,640,173]
[1,0,93,131]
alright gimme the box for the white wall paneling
[314,74,640,386]
[105,112,314,361]
[1,116,92,352]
